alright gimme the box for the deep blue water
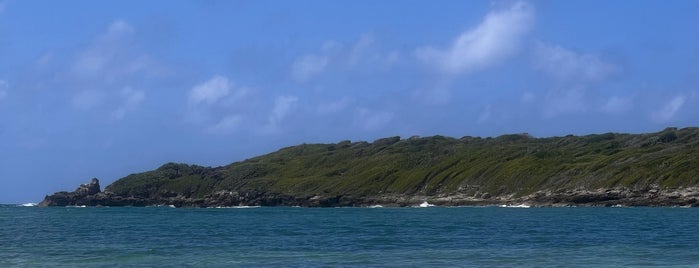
[1,205,698,267]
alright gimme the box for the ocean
[2,205,698,267]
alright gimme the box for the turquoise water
[2,205,698,267]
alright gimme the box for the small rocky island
[40,128,699,207]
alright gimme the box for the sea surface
[2,205,698,267]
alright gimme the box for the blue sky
[1,0,698,203]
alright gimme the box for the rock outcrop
[39,179,699,207]
[38,178,102,207]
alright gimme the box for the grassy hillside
[105,127,699,199]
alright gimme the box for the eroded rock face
[75,178,101,196]
[38,178,102,207]
[38,177,699,208]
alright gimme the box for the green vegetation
[105,127,699,199]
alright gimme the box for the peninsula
[40,127,699,207]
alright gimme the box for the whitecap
[499,204,531,208]
[18,203,37,207]
[417,201,435,208]
[367,205,383,208]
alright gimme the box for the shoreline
[39,186,699,208]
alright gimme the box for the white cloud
[347,33,401,69]
[601,96,632,115]
[72,20,137,77]
[269,95,298,125]
[207,114,243,134]
[291,54,329,82]
[291,34,401,82]
[651,95,685,123]
[356,108,393,131]
[259,95,299,134]
[348,34,375,67]
[188,75,231,105]
[62,19,166,117]
[533,42,619,83]
[415,1,534,75]
[185,75,254,134]
[112,87,145,119]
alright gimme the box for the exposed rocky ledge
[38,178,101,207]
[39,179,699,208]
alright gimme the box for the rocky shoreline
[39,179,699,208]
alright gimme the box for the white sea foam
[210,206,261,209]
[367,205,383,208]
[417,201,435,208]
[499,204,531,208]
[67,205,87,208]
[18,203,37,207]
[169,205,176,208]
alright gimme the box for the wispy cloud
[415,1,534,75]
[291,55,329,82]
[112,87,145,119]
[259,95,299,134]
[652,95,685,123]
[67,20,164,116]
[601,96,633,115]
[269,96,298,125]
[355,108,393,132]
[291,34,400,82]
[347,33,400,69]
[188,75,232,105]
[185,75,252,134]
[207,114,243,135]
[533,42,619,83]
[72,20,137,78]
[532,42,620,119]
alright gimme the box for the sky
[1,0,698,203]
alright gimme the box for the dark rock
[38,178,102,207]
[75,178,101,196]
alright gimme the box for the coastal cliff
[40,127,699,207]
